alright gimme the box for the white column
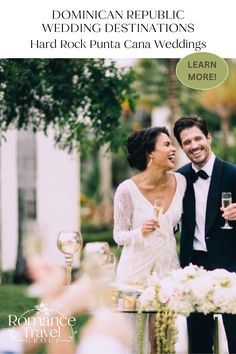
[1,131,18,270]
[36,130,80,265]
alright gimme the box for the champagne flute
[221,192,233,230]
[57,231,83,285]
[153,198,164,221]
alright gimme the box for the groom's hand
[221,203,236,220]
[141,220,160,237]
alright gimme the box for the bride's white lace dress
[113,172,188,354]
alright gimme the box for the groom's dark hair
[173,115,209,145]
[127,126,170,171]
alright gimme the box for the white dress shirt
[192,153,216,251]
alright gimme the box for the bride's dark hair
[127,127,170,171]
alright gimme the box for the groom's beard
[186,147,212,169]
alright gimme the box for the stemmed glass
[23,220,43,258]
[23,220,45,298]
[82,242,116,308]
[82,242,114,279]
[153,198,164,221]
[57,231,83,285]
[221,192,233,230]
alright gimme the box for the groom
[173,115,236,354]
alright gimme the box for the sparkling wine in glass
[57,231,83,285]
[221,192,233,230]
[153,198,164,221]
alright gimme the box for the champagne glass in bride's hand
[153,198,164,221]
[57,231,83,285]
[221,192,233,230]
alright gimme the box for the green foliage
[81,223,112,233]
[0,59,137,153]
[212,127,236,163]
[81,151,100,200]
[110,245,121,258]
[134,59,170,110]
[81,223,115,246]
[134,58,197,111]
[1,270,14,284]
[0,285,37,328]
[112,149,130,188]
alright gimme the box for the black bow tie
[189,168,209,183]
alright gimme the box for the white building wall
[36,130,80,265]
[1,131,18,271]
[1,130,80,270]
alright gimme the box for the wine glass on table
[23,220,43,259]
[23,220,45,298]
[221,192,233,230]
[82,242,116,308]
[82,242,112,280]
[57,231,83,285]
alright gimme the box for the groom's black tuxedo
[178,157,236,354]
[178,157,236,271]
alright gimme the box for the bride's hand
[141,219,160,237]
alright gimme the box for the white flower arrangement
[138,264,236,316]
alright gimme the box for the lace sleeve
[113,183,146,247]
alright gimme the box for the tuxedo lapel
[205,158,223,234]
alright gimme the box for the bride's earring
[147,157,153,168]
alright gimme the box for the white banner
[0,0,234,58]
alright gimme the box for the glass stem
[65,254,73,285]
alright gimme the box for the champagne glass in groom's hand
[221,192,233,230]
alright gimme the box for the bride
[113,127,187,353]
